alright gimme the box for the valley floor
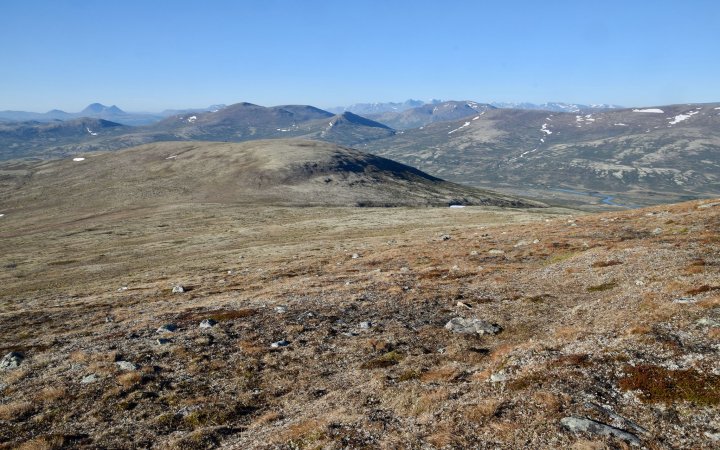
[0,201,719,448]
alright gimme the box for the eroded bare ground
[0,201,719,449]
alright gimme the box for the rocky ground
[0,200,719,449]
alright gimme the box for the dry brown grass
[251,411,283,427]
[280,419,328,446]
[420,366,459,383]
[699,295,720,308]
[0,401,34,421]
[116,371,143,388]
[463,398,505,422]
[0,197,718,448]
[35,387,67,403]
[16,436,65,450]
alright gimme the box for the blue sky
[1,0,719,112]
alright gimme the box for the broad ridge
[0,139,541,212]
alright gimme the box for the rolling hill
[0,139,540,213]
[0,118,130,160]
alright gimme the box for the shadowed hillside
[0,139,540,214]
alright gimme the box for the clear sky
[1,0,719,112]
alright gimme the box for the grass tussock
[0,401,34,421]
[360,351,403,369]
[591,260,623,268]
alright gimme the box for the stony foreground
[0,201,719,449]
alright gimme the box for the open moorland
[1,188,719,448]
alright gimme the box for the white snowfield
[449,205,466,208]
[187,116,197,123]
[668,110,699,125]
[86,127,98,136]
[72,157,85,162]
[0,214,4,218]
[632,108,664,113]
[540,123,552,135]
[448,121,471,134]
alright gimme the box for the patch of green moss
[361,351,403,369]
[586,281,617,292]
[619,365,720,405]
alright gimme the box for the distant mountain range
[327,99,433,115]
[330,100,623,116]
[0,103,226,126]
[489,102,624,113]
[1,99,718,207]
[0,100,620,127]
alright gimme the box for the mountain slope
[362,103,720,206]
[0,140,540,211]
[366,101,496,129]
[0,118,129,160]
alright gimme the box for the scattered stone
[532,239,540,244]
[440,234,451,241]
[635,280,645,286]
[400,266,410,273]
[652,227,663,235]
[561,416,641,446]
[157,324,178,333]
[351,253,360,259]
[445,318,502,335]
[172,285,185,293]
[488,249,504,255]
[584,402,648,435]
[270,340,290,348]
[470,250,478,256]
[705,431,720,441]
[199,319,217,329]
[359,321,373,329]
[156,338,172,345]
[274,306,288,314]
[0,351,24,370]
[115,361,139,371]
[81,374,99,384]
[489,371,509,383]
[227,270,234,275]
[698,201,720,209]
[105,316,115,323]
[673,297,697,304]
[117,286,128,292]
[697,317,720,327]
[514,240,530,247]
[456,301,473,309]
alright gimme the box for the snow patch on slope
[633,108,664,113]
[448,121,471,134]
[668,110,699,125]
